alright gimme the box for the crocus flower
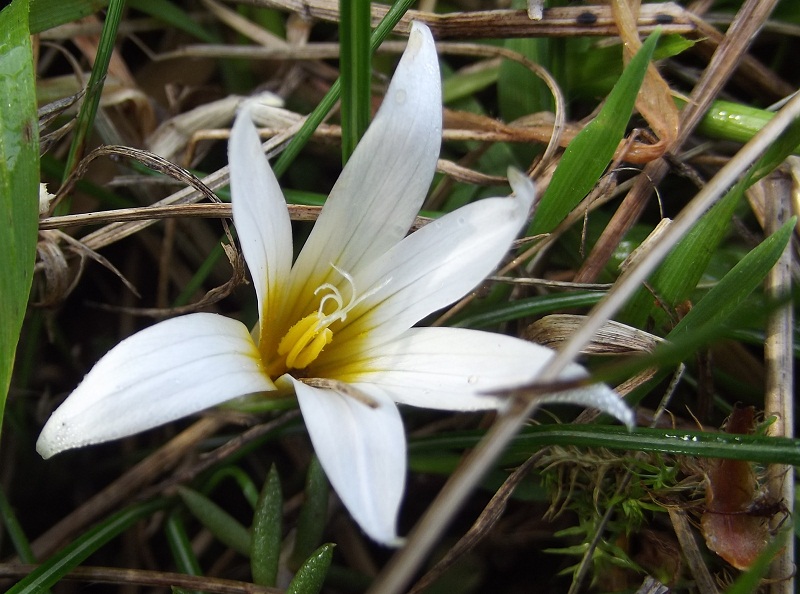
[37,22,632,545]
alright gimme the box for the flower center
[268,265,383,377]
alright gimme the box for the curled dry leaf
[610,0,680,158]
[700,406,776,570]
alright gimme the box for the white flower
[36,22,632,545]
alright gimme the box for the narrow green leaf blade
[339,0,371,162]
[669,218,795,339]
[530,30,660,235]
[59,0,125,202]
[7,501,164,594]
[272,0,416,177]
[0,0,39,435]
[178,487,252,556]
[623,115,800,326]
[29,0,108,34]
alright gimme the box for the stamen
[272,264,393,374]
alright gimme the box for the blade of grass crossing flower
[177,487,252,556]
[251,466,282,587]
[623,117,800,326]
[7,500,165,594]
[28,0,107,34]
[289,456,330,571]
[57,0,125,212]
[530,30,660,235]
[0,0,38,437]
[339,0,371,163]
[287,543,335,594]
[272,0,416,177]
[165,514,203,594]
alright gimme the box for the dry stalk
[238,0,694,38]
[762,172,795,594]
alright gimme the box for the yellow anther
[278,312,333,369]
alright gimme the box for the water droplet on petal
[395,89,407,104]
[468,375,478,384]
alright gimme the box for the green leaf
[286,543,335,594]
[128,0,216,43]
[272,0,416,177]
[59,0,125,208]
[29,0,108,34]
[0,0,39,438]
[289,456,330,571]
[530,30,660,235]
[7,501,164,594]
[451,291,604,329]
[165,514,203,579]
[698,99,800,153]
[177,487,251,556]
[623,114,800,326]
[410,424,800,467]
[669,218,795,339]
[622,185,743,327]
[251,466,282,587]
[0,486,36,563]
[339,0,371,163]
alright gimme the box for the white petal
[335,175,535,345]
[530,383,635,429]
[285,22,442,321]
[321,327,538,409]
[36,313,274,459]
[322,327,633,428]
[229,107,293,336]
[290,378,406,545]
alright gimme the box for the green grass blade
[0,487,36,563]
[410,424,800,467]
[58,0,125,206]
[530,30,660,235]
[128,0,217,43]
[272,0,416,177]
[669,218,795,339]
[339,0,371,163]
[0,0,39,438]
[29,0,108,34]
[177,487,252,556]
[624,116,800,326]
[165,514,203,577]
[451,291,604,329]
[251,466,282,587]
[7,500,165,594]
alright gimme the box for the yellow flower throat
[266,266,385,378]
